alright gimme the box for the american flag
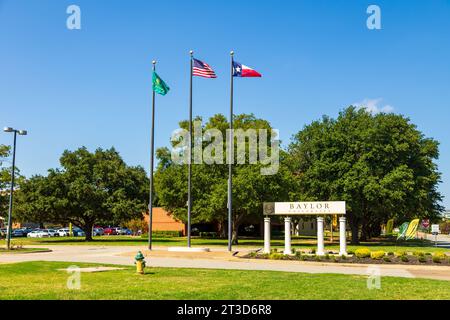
[192,58,217,78]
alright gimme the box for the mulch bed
[242,253,450,266]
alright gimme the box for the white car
[44,229,59,237]
[57,228,70,237]
[27,230,50,238]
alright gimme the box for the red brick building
[144,207,186,236]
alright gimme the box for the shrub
[355,248,371,259]
[295,251,302,258]
[310,248,316,254]
[340,255,347,260]
[433,252,446,259]
[383,257,391,263]
[269,253,284,260]
[124,218,148,235]
[394,251,406,258]
[432,256,442,263]
[199,232,218,239]
[401,256,409,262]
[419,256,427,263]
[432,252,445,263]
[425,252,432,256]
[387,252,394,256]
[249,251,257,258]
[413,251,425,257]
[141,230,183,238]
[370,251,385,260]
[439,221,450,234]
[347,250,355,255]
[324,254,330,260]
[291,248,297,254]
[315,255,321,261]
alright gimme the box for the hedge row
[141,231,183,238]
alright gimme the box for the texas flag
[232,61,262,77]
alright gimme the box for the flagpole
[148,60,156,251]
[228,50,234,252]
[187,50,193,248]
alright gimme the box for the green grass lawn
[2,235,448,254]
[0,261,448,300]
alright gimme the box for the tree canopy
[287,107,443,243]
[15,147,149,240]
[155,113,293,243]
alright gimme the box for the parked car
[27,230,40,238]
[56,228,70,237]
[93,228,104,236]
[44,229,59,237]
[19,228,33,237]
[27,230,50,238]
[114,227,130,235]
[73,228,85,237]
[12,229,26,237]
[103,227,117,236]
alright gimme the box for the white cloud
[353,98,394,114]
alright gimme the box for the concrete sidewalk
[1,245,449,281]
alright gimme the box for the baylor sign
[263,201,347,256]
[264,201,346,215]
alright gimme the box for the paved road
[425,233,450,248]
[1,245,449,281]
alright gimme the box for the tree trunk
[84,223,94,241]
[217,220,226,238]
[232,219,240,245]
[232,228,239,245]
[347,213,360,244]
[350,223,359,244]
[360,217,369,242]
[360,227,368,242]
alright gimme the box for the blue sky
[1,0,449,208]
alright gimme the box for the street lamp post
[3,127,27,250]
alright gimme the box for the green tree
[0,145,11,221]
[0,145,24,222]
[154,114,292,243]
[15,147,149,240]
[287,107,443,244]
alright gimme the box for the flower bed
[244,249,450,266]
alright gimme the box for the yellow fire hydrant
[134,251,146,274]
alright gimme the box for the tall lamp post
[3,127,27,250]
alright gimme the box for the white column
[339,216,347,256]
[284,217,292,255]
[263,217,271,254]
[316,217,325,256]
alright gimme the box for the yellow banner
[405,219,420,240]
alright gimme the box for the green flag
[397,222,409,240]
[152,72,170,95]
